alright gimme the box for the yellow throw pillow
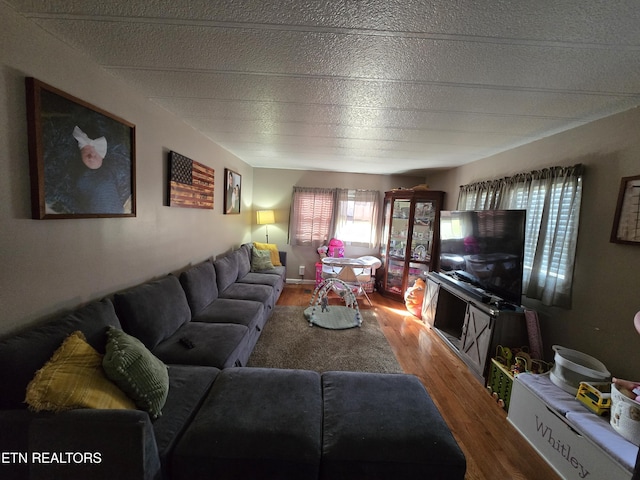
[25,331,136,413]
[253,242,282,266]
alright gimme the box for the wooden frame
[168,151,215,209]
[224,168,242,214]
[26,77,136,219]
[610,174,640,244]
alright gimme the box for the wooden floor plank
[277,284,560,480]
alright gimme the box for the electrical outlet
[298,265,305,276]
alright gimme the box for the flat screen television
[439,210,526,305]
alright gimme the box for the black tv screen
[439,210,526,305]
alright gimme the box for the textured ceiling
[9,0,640,174]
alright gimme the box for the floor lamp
[256,210,275,243]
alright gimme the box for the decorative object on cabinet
[378,190,444,301]
[26,77,136,219]
[168,151,214,209]
[610,174,640,244]
[224,168,242,214]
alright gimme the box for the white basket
[549,345,610,395]
[610,383,640,445]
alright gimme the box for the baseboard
[285,278,316,285]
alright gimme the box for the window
[289,187,380,248]
[289,187,335,247]
[333,189,380,248]
[457,165,583,308]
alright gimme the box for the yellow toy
[576,382,612,415]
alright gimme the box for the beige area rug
[247,305,403,373]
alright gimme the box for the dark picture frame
[610,174,640,245]
[224,168,242,214]
[26,77,136,219]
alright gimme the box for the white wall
[426,107,640,379]
[0,4,253,334]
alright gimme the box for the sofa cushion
[213,254,239,292]
[103,327,169,419]
[179,260,218,317]
[321,371,466,480]
[251,248,274,271]
[253,242,283,266]
[237,272,283,289]
[235,247,252,279]
[0,298,121,409]
[151,321,250,369]
[172,367,322,480]
[218,283,274,311]
[25,331,136,413]
[192,298,264,329]
[250,264,286,278]
[153,365,220,473]
[114,275,191,350]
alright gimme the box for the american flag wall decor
[168,151,214,209]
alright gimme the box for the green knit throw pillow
[103,327,169,419]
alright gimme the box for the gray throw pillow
[103,327,169,419]
[251,248,274,271]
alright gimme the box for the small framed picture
[224,168,242,214]
[610,174,640,244]
[26,78,136,219]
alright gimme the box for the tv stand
[422,272,528,382]
[434,271,491,304]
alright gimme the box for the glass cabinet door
[385,258,405,295]
[409,201,435,265]
[389,199,410,259]
[385,199,411,294]
[407,261,429,291]
[380,197,391,262]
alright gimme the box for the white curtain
[332,189,380,248]
[457,165,583,308]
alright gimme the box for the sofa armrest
[0,410,35,480]
[29,409,161,480]
[279,251,287,267]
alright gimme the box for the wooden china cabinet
[378,189,445,301]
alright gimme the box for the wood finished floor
[278,284,560,480]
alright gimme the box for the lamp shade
[256,210,275,225]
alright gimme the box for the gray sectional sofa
[0,243,466,480]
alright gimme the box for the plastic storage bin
[549,345,610,395]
